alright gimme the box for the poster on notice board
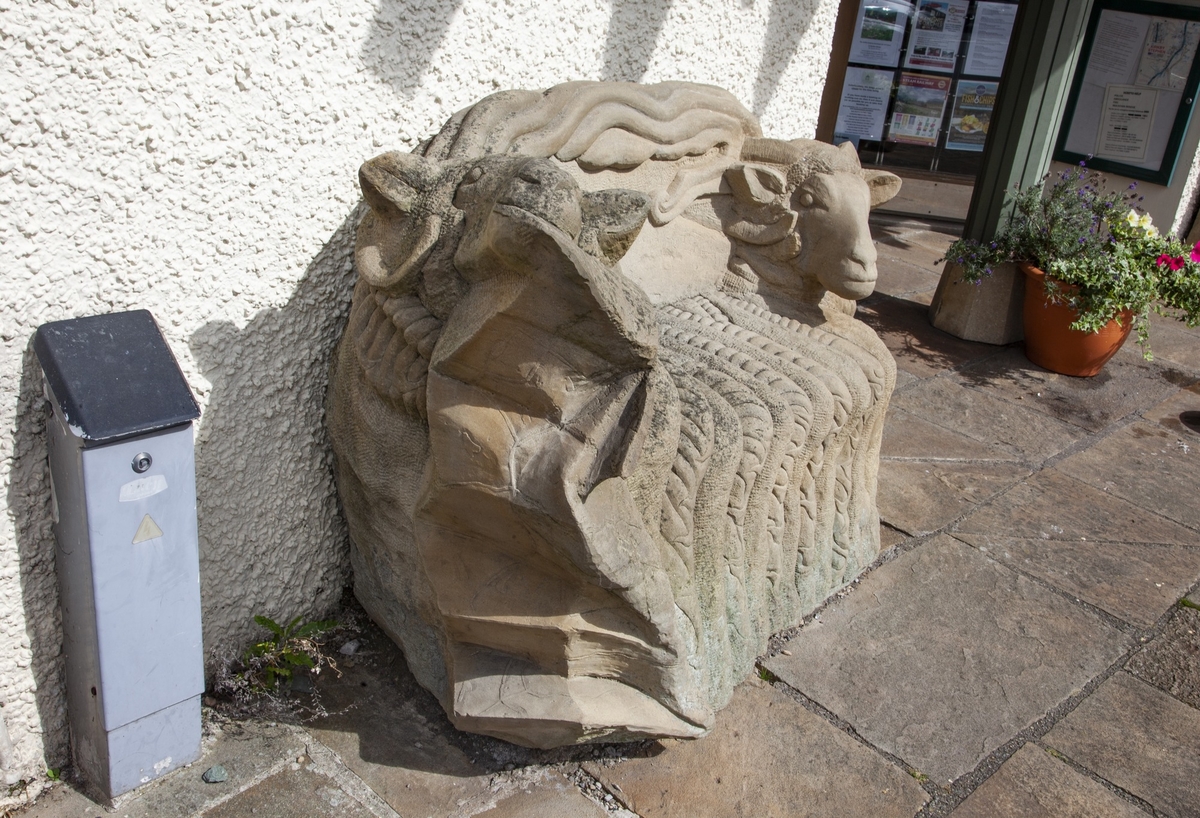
[904,0,969,73]
[835,67,895,141]
[848,0,915,67]
[1057,6,1200,179]
[946,80,998,151]
[964,3,1017,76]
[890,73,952,145]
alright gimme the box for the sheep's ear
[862,169,902,208]
[359,152,440,217]
[579,189,651,263]
[356,152,444,290]
[726,163,788,206]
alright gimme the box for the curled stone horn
[356,151,446,291]
[737,138,902,208]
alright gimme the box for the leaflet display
[835,67,895,142]
[1056,0,1200,184]
[964,3,1016,76]
[831,0,1017,174]
[890,73,952,145]
[904,0,969,73]
[946,80,998,151]
[848,0,915,67]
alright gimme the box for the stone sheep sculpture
[328,81,901,747]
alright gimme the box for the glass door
[828,0,1021,215]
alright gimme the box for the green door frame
[929,0,1095,342]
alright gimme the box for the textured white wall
[0,0,840,785]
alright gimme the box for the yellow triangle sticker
[132,514,164,544]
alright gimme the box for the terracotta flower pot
[1019,262,1133,377]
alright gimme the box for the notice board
[1055,0,1200,184]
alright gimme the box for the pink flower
[1158,253,1175,267]
[1191,241,1200,263]
[1170,256,1186,271]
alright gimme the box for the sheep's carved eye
[465,166,484,184]
[798,191,814,207]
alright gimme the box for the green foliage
[940,164,1200,356]
[44,768,59,782]
[1180,597,1200,611]
[242,614,337,692]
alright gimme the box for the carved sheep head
[725,139,901,301]
[357,152,651,292]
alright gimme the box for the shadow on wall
[601,0,674,82]
[361,0,814,115]
[9,346,70,768]
[189,208,362,669]
[751,0,816,117]
[360,0,467,100]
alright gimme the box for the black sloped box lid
[34,310,200,447]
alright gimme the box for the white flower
[1125,210,1157,236]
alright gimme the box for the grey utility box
[35,310,203,801]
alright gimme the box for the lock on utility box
[35,310,203,801]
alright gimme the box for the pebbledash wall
[0,0,842,785]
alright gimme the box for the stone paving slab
[880,523,909,550]
[1145,313,1200,375]
[872,223,957,274]
[305,624,619,818]
[17,719,309,818]
[872,254,943,303]
[1142,382,1200,437]
[584,680,929,818]
[953,468,1197,545]
[955,535,1200,628]
[857,293,1001,380]
[471,772,607,818]
[1126,603,1200,709]
[952,346,1184,431]
[1054,420,1200,532]
[882,408,1022,461]
[960,343,1185,429]
[1044,672,1200,818]
[947,743,1145,818]
[765,535,1131,785]
[890,376,1086,463]
[305,638,506,818]
[878,459,1030,536]
[203,765,378,818]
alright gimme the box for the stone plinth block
[328,82,901,747]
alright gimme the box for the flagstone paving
[764,536,1131,785]
[1126,603,1200,709]
[584,681,930,818]
[1043,673,1200,818]
[954,536,1200,629]
[946,743,1147,818]
[15,220,1200,818]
